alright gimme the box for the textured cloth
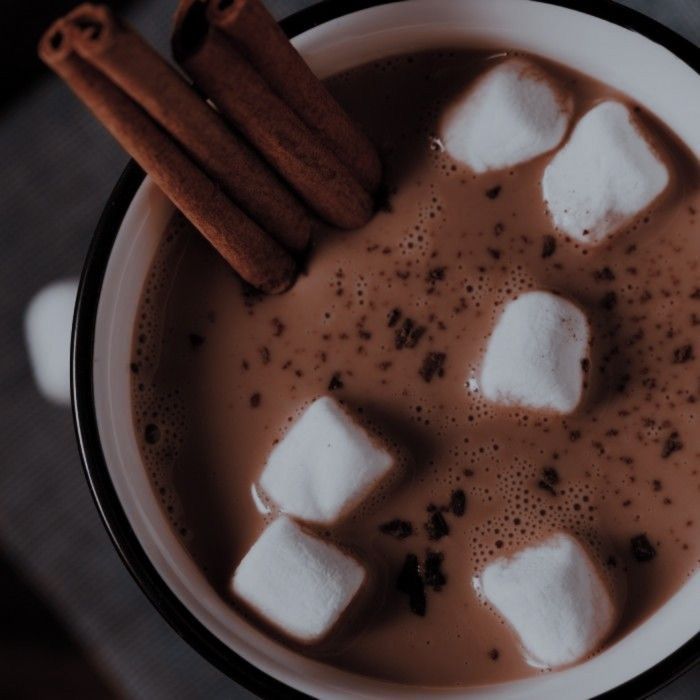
[0,1,697,698]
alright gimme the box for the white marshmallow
[24,278,79,406]
[477,533,617,668]
[259,396,394,524]
[232,517,365,643]
[480,291,589,414]
[542,101,669,244]
[441,58,572,173]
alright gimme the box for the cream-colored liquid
[131,49,700,687]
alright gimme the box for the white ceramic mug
[73,1,700,697]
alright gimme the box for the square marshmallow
[542,101,669,244]
[441,58,572,173]
[232,517,365,643]
[259,396,394,524]
[480,291,589,414]
[477,533,617,668]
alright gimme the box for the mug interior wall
[91,1,700,697]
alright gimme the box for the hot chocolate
[131,48,699,687]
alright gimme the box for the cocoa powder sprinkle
[541,235,557,258]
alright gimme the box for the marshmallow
[542,101,669,244]
[24,278,79,406]
[232,517,365,643]
[260,396,394,524]
[441,58,572,173]
[477,533,617,668]
[480,291,589,414]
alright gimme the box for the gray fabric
[0,1,697,698]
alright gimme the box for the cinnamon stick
[172,0,374,230]
[65,3,311,252]
[39,16,295,294]
[208,0,382,194]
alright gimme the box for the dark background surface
[0,0,698,698]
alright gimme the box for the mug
[73,1,700,697]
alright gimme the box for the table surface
[0,1,698,698]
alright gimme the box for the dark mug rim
[72,1,700,698]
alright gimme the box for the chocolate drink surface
[131,49,700,686]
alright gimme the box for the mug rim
[72,1,700,698]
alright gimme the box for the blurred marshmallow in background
[24,279,78,406]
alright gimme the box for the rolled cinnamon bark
[207,0,382,192]
[208,0,382,194]
[64,2,311,252]
[172,0,373,230]
[39,17,296,294]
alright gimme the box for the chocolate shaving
[489,648,500,661]
[541,235,556,259]
[379,519,413,539]
[249,392,261,408]
[661,431,683,458]
[328,372,344,391]
[630,534,656,562]
[419,352,446,382]
[542,467,559,485]
[394,318,426,349]
[396,554,426,616]
[537,479,556,496]
[394,318,414,349]
[485,185,502,200]
[424,550,446,590]
[425,511,449,540]
[271,317,285,336]
[427,266,446,283]
[672,344,694,363]
[387,307,402,327]
[538,466,559,496]
[449,489,466,516]
[406,325,426,349]
[594,266,616,281]
[258,346,271,364]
